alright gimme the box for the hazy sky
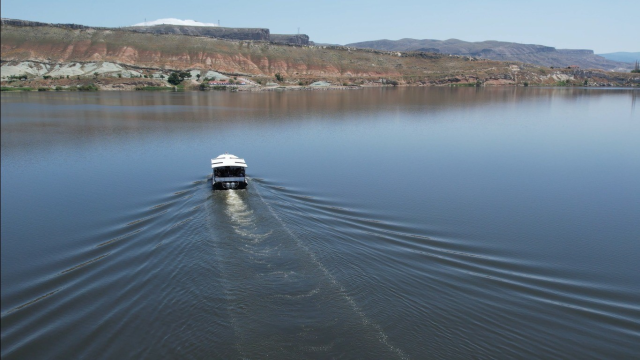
[2,0,638,53]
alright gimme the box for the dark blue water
[2,88,639,359]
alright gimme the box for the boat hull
[212,180,248,190]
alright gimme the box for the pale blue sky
[1,0,637,53]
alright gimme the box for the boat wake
[4,174,637,359]
[202,184,408,359]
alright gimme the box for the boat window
[214,166,245,177]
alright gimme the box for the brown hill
[346,38,633,72]
[2,22,638,88]
[0,24,499,78]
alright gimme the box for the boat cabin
[211,153,248,190]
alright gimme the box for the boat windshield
[214,166,245,177]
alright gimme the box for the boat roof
[211,153,247,168]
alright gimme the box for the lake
[1,88,639,359]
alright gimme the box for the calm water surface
[2,88,639,359]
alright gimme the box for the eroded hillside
[347,38,633,72]
[2,23,639,89]
[0,24,522,78]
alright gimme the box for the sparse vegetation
[450,82,475,87]
[1,87,34,91]
[2,25,637,89]
[77,83,98,91]
[135,86,172,91]
[7,74,28,80]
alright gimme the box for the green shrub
[167,71,192,85]
[168,72,180,85]
[77,83,98,91]
[8,74,28,80]
[135,86,172,91]
[1,87,33,91]
[275,73,284,82]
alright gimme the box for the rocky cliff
[0,24,461,78]
[2,22,638,88]
[347,38,633,72]
[0,17,106,30]
[270,34,310,45]
[121,24,271,41]
[1,18,309,45]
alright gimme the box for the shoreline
[3,82,639,93]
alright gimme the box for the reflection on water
[1,88,639,359]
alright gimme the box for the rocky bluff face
[0,18,310,45]
[347,38,633,71]
[122,25,271,41]
[270,34,310,46]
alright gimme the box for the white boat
[211,153,248,190]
